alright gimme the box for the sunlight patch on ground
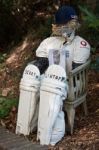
[6,39,28,64]
[20,39,28,51]
[95,83,99,88]
[6,53,17,64]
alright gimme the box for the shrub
[0,97,18,118]
[79,5,99,72]
[79,5,99,49]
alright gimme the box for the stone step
[0,126,48,150]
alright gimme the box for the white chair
[64,59,91,134]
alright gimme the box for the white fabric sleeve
[36,39,48,58]
[73,36,90,63]
[36,37,65,58]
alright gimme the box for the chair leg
[66,106,75,135]
[83,100,88,116]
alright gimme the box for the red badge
[81,41,87,46]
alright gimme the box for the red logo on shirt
[81,41,87,46]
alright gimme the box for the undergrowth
[0,96,18,118]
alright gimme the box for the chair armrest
[67,59,91,101]
[69,59,91,76]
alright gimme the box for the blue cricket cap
[55,6,78,25]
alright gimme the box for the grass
[0,96,18,118]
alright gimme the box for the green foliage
[0,0,24,50]
[36,16,52,39]
[0,0,13,10]
[78,5,99,50]
[0,0,54,50]
[0,97,18,118]
[78,5,99,72]
[79,6,99,30]
[91,56,99,72]
[0,53,7,63]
